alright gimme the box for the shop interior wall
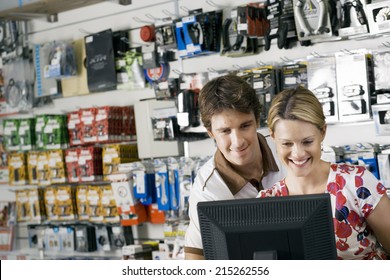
[2,0,390,256]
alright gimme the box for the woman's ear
[321,125,327,141]
[269,128,275,140]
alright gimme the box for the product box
[80,108,97,144]
[366,1,390,35]
[78,146,103,182]
[8,152,27,185]
[378,152,390,187]
[75,185,89,221]
[65,147,79,183]
[281,61,308,90]
[26,151,39,185]
[36,151,50,186]
[56,185,76,221]
[100,184,119,224]
[2,119,20,152]
[87,185,104,223]
[85,29,117,92]
[18,118,35,151]
[335,50,373,122]
[47,149,66,184]
[307,55,339,123]
[67,111,82,146]
[28,188,46,223]
[110,175,147,226]
[44,186,58,221]
[61,39,90,97]
[372,103,390,136]
[15,189,30,222]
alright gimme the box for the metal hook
[172,68,183,75]
[280,56,293,63]
[256,60,266,67]
[341,49,353,55]
[180,6,190,13]
[207,67,218,73]
[79,28,94,35]
[310,51,321,58]
[163,9,177,18]
[133,16,154,24]
[232,64,242,70]
[382,41,390,48]
[205,0,231,9]
[145,13,161,21]
[131,41,152,46]
[120,36,130,45]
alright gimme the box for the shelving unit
[1,0,390,259]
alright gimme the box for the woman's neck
[285,161,330,195]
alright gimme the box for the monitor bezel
[198,193,337,260]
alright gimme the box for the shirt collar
[214,133,279,195]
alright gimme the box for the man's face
[208,109,260,168]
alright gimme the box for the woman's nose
[291,144,305,157]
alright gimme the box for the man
[184,74,286,259]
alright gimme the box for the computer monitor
[198,193,337,260]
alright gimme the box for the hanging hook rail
[162,9,178,18]
[205,0,231,9]
[133,16,154,24]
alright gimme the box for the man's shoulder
[194,156,215,181]
[192,157,231,197]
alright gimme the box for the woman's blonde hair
[267,86,326,132]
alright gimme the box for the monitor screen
[198,193,337,260]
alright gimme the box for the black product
[198,193,337,260]
[264,0,297,51]
[177,89,200,127]
[341,0,367,28]
[85,29,117,92]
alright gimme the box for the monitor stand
[253,250,278,260]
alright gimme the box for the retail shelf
[0,247,122,260]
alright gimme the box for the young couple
[184,75,390,260]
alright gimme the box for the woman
[258,86,390,259]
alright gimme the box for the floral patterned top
[258,163,388,260]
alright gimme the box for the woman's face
[272,119,325,178]
[208,109,260,169]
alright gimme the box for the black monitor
[198,193,337,260]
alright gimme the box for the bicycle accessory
[140,25,156,42]
[85,29,117,93]
[294,0,330,40]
